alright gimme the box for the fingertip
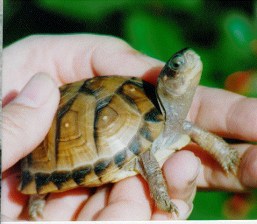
[240,146,257,188]
[2,73,60,171]
[97,176,152,220]
[163,150,200,202]
[77,186,110,221]
[151,199,193,220]
[95,200,149,221]
[1,215,15,221]
[12,72,59,108]
[1,170,29,220]
[42,188,90,221]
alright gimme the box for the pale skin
[2,34,257,221]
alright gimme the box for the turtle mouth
[183,50,201,71]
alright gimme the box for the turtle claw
[160,198,179,219]
[221,149,240,176]
[171,204,179,218]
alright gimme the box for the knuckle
[99,35,135,53]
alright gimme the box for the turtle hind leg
[183,121,240,175]
[28,194,47,220]
[138,150,179,217]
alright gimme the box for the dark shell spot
[35,173,51,190]
[94,160,112,176]
[144,108,162,123]
[119,92,138,110]
[142,81,160,107]
[140,126,153,142]
[27,154,33,166]
[57,96,77,119]
[79,79,100,96]
[50,172,71,189]
[116,81,140,112]
[20,171,33,190]
[128,138,141,155]
[129,78,143,88]
[95,96,112,112]
[72,166,91,185]
[114,150,127,167]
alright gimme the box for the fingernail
[13,73,57,108]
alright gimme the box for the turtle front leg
[139,150,179,216]
[28,194,47,220]
[183,121,240,175]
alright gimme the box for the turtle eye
[170,54,185,70]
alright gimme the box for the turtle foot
[28,194,46,220]
[221,148,240,176]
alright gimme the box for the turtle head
[156,48,203,128]
[157,48,203,97]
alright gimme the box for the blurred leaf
[215,11,257,79]
[124,11,222,88]
[195,48,221,87]
[191,191,257,220]
[189,192,227,220]
[124,11,186,61]
[223,193,257,219]
[247,191,257,219]
[36,0,136,21]
[161,0,203,14]
[225,70,257,97]
[4,0,22,24]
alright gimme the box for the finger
[163,151,200,203]
[151,151,200,220]
[3,34,163,99]
[2,169,28,219]
[94,176,152,220]
[151,199,192,220]
[2,73,60,171]
[187,144,257,190]
[239,145,257,188]
[41,188,90,221]
[76,186,111,221]
[189,86,257,141]
[1,215,15,221]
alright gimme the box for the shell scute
[59,110,80,141]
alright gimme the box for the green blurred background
[3,0,257,220]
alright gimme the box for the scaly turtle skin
[19,48,240,220]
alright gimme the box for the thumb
[2,73,60,171]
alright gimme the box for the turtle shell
[19,76,164,194]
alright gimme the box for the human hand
[2,35,257,221]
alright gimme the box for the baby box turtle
[19,48,239,219]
